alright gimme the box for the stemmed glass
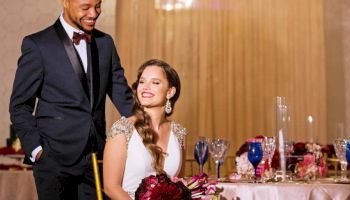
[263,136,276,174]
[333,139,348,181]
[248,141,263,181]
[346,140,350,165]
[208,139,230,180]
[194,137,209,174]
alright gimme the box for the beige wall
[115,0,328,164]
[343,1,350,138]
[0,0,117,146]
[324,0,350,140]
[1,0,350,148]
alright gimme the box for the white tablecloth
[217,181,350,200]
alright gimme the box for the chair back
[92,152,103,200]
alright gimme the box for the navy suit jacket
[9,19,134,166]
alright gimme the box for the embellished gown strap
[106,116,134,147]
[171,122,187,148]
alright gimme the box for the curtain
[110,0,326,176]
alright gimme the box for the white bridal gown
[107,117,187,199]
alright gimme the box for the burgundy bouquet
[135,173,220,200]
[135,173,192,200]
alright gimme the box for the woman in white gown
[103,59,187,200]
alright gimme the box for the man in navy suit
[9,0,134,199]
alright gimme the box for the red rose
[135,174,191,200]
[293,142,306,156]
[149,181,191,200]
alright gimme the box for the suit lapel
[87,37,100,111]
[86,43,94,110]
[53,20,91,102]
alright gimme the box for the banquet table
[0,170,37,200]
[217,180,350,200]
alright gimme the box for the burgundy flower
[322,144,334,156]
[149,181,191,200]
[235,142,248,157]
[270,149,280,169]
[293,142,306,156]
[135,174,191,200]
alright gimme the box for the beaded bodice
[106,116,187,199]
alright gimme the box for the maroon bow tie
[72,32,91,45]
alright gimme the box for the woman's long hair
[132,59,181,173]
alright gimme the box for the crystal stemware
[263,136,276,168]
[194,137,209,174]
[208,138,230,180]
[334,138,348,181]
[248,141,263,181]
[263,136,276,175]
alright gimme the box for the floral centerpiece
[234,152,254,178]
[232,135,329,181]
[135,173,221,200]
[293,142,328,180]
[232,135,279,179]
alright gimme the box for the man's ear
[167,87,176,99]
[62,0,69,9]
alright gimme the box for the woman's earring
[165,99,172,114]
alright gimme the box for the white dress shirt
[59,13,88,72]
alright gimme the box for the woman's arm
[103,134,131,200]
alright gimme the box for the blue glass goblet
[346,141,350,165]
[194,138,209,174]
[248,141,263,181]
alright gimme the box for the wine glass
[333,138,348,181]
[208,138,230,180]
[248,141,263,181]
[284,140,294,155]
[219,141,230,168]
[194,137,209,174]
[263,136,276,174]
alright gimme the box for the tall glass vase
[275,96,288,181]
